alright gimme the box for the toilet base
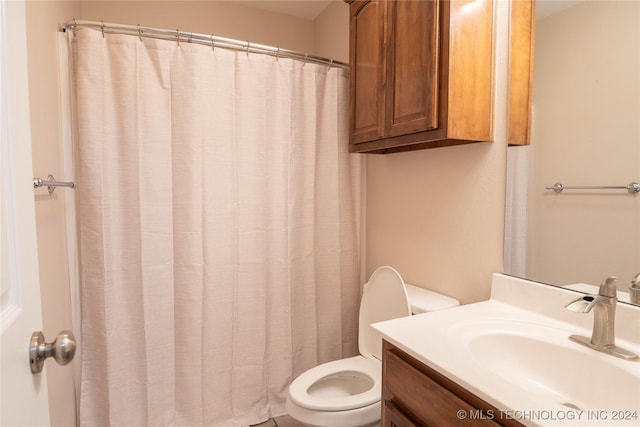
[285,396,380,427]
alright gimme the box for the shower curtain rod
[63,19,349,69]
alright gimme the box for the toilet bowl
[285,266,459,427]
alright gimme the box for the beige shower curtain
[72,29,361,426]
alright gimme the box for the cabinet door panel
[447,0,494,140]
[385,350,500,426]
[350,0,387,144]
[383,401,419,427]
[387,0,439,137]
[508,0,535,145]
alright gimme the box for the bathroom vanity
[374,274,640,427]
[382,341,523,426]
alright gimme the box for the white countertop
[372,274,640,427]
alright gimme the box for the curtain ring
[276,47,280,62]
[303,53,309,66]
[211,35,215,51]
[189,32,193,43]
[71,18,77,36]
[176,29,180,46]
[245,41,250,56]
[101,20,105,38]
[137,24,143,42]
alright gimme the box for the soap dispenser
[629,273,640,304]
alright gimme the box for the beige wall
[25,0,512,424]
[317,1,509,304]
[366,144,507,304]
[313,0,349,63]
[364,1,511,304]
[527,1,640,288]
[80,0,316,54]
[25,2,81,426]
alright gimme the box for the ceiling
[232,0,334,21]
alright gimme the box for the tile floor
[252,414,305,427]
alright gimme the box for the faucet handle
[598,276,618,298]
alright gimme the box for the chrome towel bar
[33,174,76,194]
[545,182,640,194]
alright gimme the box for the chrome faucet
[565,276,639,361]
[629,272,640,305]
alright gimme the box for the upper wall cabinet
[347,0,495,154]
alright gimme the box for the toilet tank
[404,283,460,314]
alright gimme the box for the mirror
[504,0,640,305]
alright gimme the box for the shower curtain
[72,28,361,426]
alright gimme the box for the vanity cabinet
[382,341,525,427]
[346,0,495,154]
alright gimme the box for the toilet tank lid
[404,283,460,314]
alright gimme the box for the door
[1,0,51,424]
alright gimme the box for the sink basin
[467,328,640,411]
[441,315,640,423]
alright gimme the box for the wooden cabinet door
[386,0,440,137]
[382,401,418,427]
[383,342,523,427]
[508,0,535,145]
[349,0,387,144]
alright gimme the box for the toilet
[285,266,459,427]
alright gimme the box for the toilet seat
[288,355,381,411]
[286,267,440,426]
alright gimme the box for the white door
[1,0,51,424]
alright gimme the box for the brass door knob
[29,330,76,374]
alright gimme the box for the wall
[313,0,349,63]
[24,1,348,425]
[25,0,513,423]
[364,1,511,304]
[366,147,506,304]
[25,3,81,426]
[80,0,316,54]
[527,1,639,288]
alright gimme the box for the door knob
[29,330,76,374]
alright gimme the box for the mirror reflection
[504,0,640,305]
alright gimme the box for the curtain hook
[101,20,105,38]
[276,47,280,62]
[189,32,193,44]
[245,41,250,56]
[176,29,180,46]
[137,24,143,42]
[303,53,309,66]
[71,18,77,36]
[211,35,215,51]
